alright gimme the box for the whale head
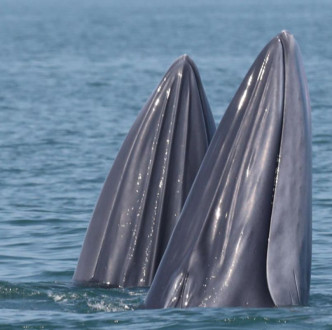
[144,31,312,308]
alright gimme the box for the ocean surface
[0,0,331,328]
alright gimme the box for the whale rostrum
[73,55,216,288]
[144,31,311,308]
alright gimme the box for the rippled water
[1,0,331,328]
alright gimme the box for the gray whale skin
[73,55,216,287]
[144,31,311,308]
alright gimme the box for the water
[0,0,331,328]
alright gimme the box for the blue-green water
[1,0,331,328]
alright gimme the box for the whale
[73,55,216,287]
[144,31,312,308]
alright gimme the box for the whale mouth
[73,54,216,288]
[144,31,311,309]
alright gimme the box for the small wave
[0,281,146,314]
[87,300,131,313]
